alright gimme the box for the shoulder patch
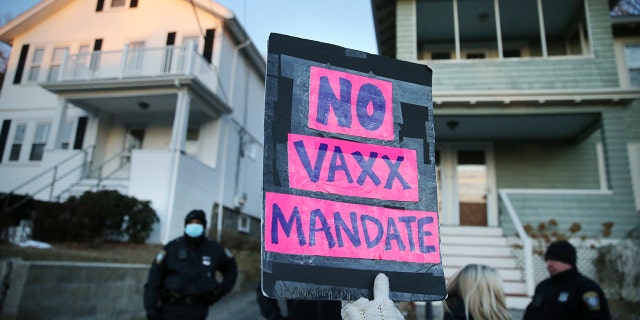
[582,291,601,311]
[155,250,166,264]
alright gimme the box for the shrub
[31,190,158,244]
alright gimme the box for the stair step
[440,244,513,256]
[440,226,504,237]
[441,235,509,246]
[442,256,517,268]
[443,267,523,282]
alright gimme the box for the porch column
[46,96,68,149]
[169,89,191,152]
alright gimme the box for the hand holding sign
[341,273,405,320]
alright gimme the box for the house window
[48,47,69,82]
[245,141,258,160]
[237,215,250,233]
[432,52,451,60]
[125,41,145,74]
[185,127,199,155]
[503,49,521,58]
[418,0,590,60]
[9,124,26,161]
[29,123,50,161]
[28,48,44,82]
[466,53,486,59]
[625,44,640,87]
[59,121,73,149]
[111,0,126,7]
[73,45,91,77]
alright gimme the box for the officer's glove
[341,273,405,320]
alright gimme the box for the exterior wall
[128,150,173,244]
[495,131,603,190]
[171,154,220,241]
[499,107,638,239]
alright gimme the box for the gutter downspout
[216,39,251,242]
[216,116,230,242]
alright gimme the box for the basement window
[238,216,250,233]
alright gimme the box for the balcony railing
[53,44,221,98]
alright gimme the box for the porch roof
[41,75,231,126]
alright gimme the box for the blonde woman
[443,264,512,320]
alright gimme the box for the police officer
[523,240,611,320]
[144,209,238,320]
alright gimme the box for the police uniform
[144,210,238,320]
[523,241,611,320]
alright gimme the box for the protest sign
[262,33,445,301]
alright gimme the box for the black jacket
[143,236,238,314]
[444,295,474,320]
[523,268,610,320]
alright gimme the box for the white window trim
[237,215,250,233]
[28,47,45,83]
[596,142,609,190]
[628,143,640,211]
[6,122,28,162]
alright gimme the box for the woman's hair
[444,264,512,320]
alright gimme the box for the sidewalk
[209,288,526,320]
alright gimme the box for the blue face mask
[185,223,204,238]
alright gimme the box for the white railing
[55,44,220,96]
[498,189,535,296]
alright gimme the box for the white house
[0,0,265,244]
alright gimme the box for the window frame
[29,123,51,161]
[47,47,69,82]
[8,123,27,162]
[27,48,45,82]
[237,215,251,233]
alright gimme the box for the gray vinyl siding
[627,102,640,141]
[495,132,602,189]
[499,108,639,239]
[396,0,416,62]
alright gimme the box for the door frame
[437,142,498,226]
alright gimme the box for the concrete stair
[440,225,531,310]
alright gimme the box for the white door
[436,143,497,226]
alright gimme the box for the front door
[436,143,497,226]
[121,128,144,167]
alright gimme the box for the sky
[0,0,379,56]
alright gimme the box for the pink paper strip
[308,66,394,141]
[288,133,419,201]
[264,192,441,264]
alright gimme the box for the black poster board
[262,33,446,302]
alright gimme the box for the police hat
[544,240,576,266]
[185,209,207,227]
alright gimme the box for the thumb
[373,273,390,301]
